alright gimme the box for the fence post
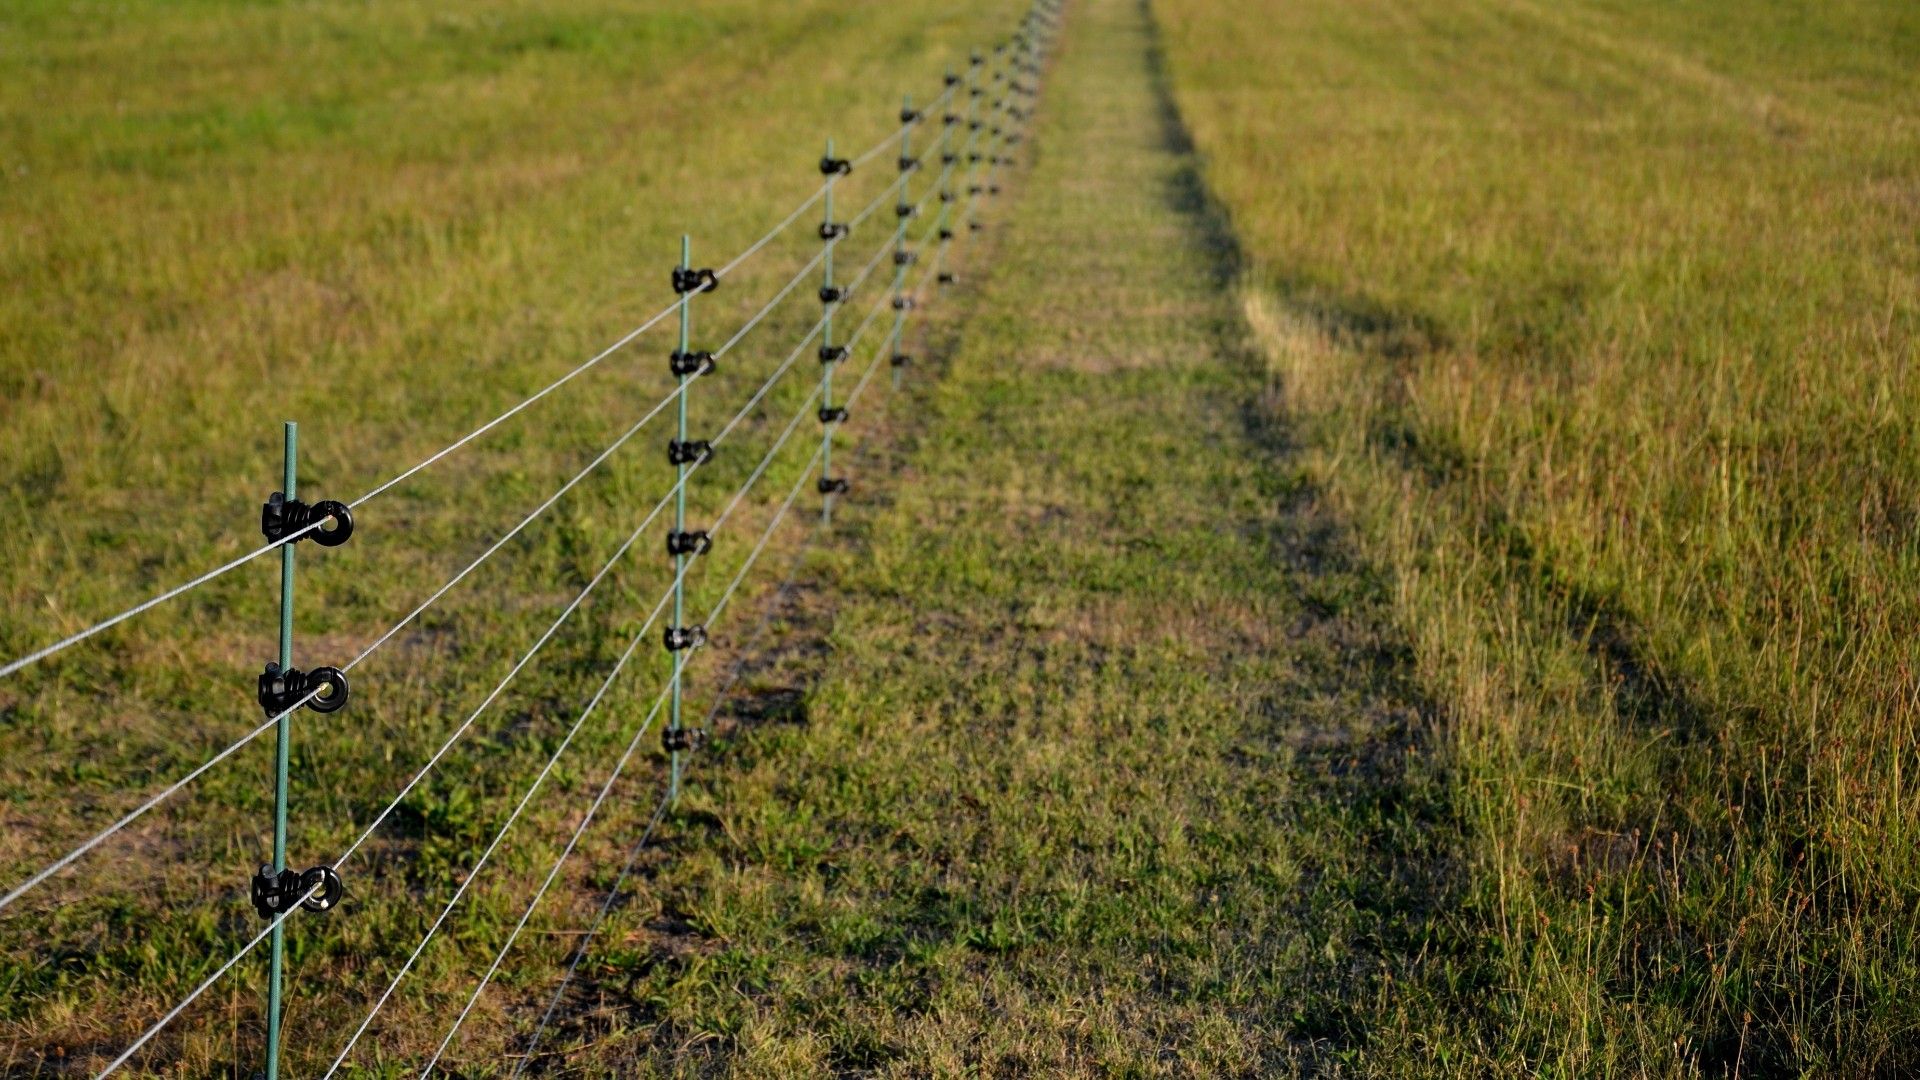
[934,68,961,292]
[817,138,851,522]
[668,237,691,804]
[890,94,918,390]
[963,50,986,236]
[664,237,717,803]
[262,421,295,1080]
[254,422,351,1078]
[984,43,1008,204]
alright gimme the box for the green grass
[1155,0,1920,1072]
[0,0,1032,1073]
[12,0,1919,1074]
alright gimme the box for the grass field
[5,0,1919,1074]
[0,0,1036,1073]
[1156,0,1920,1072]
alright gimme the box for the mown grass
[0,0,1029,1073]
[1156,0,1920,1073]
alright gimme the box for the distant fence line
[0,2,1062,1074]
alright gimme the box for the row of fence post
[244,2,1060,1074]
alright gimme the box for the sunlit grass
[1159,0,1920,1071]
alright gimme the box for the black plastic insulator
[968,152,984,163]
[891,296,916,312]
[899,107,924,124]
[969,88,985,99]
[893,250,917,266]
[895,203,917,219]
[942,152,958,166]
[938,272,957,285]
[666,529,712,557]
[669,349,715,378]
[818,406,849,424]
[258,662,349,717]
[818,477,850,495]
[819,222,849,241]
[671,266,719,295]
[262,492,353,548]
[667,439,712,466]
[969,221,985,233]
[818,344,849,363]
[898,155,921,173]
[968,183,984,195]
[938,227,955,240]
[890,353,912,368]
[251,864,343,919]
[819,285,846,304]
[989,184,1002,195]
[662,727,708,753]
[819,156,852,176]
[663,625,707,652]
[939,193,956,206]
[944,73,962,87]
[943,112,961,126]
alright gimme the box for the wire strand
[0,686,322,917]
[712,245,830,360]
[713,182,828,282]
[0,383,685,916]
[426,445,827,1077]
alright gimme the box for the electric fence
[0,3,1064,1075]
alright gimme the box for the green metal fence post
[889,94,916,390]
[984,43,1008,205]
[933,69,960,293]
[663,236,716,803]
[263,421,295,1080]
[818,137,849,523]
[669,235,691,805]
[963,50,986,236]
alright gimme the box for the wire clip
[671,266,718,295]
[944,112,961,126]
[892,296,916,311]
[258,662,348,717]
[819,344,849,363]
[662,727,708,753]
[898,155,921,173]
[819,285,846,304]
[819,156,852,176]
[262,492,353,548]
[818,477,850,495]
[819,221,849,241]
[251,864,343,919]
[938,226,955,240]
[900,107,924,124]
[666,529,711,557]
[667,439,712,466]
[938,271,957,285]
[663,625,707,652]
[893,250,917,266]
[670,349,715,378]
[942,152,958,166]
[818,406,848,423]
[890,353,911,368]
[896,203,918,219]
